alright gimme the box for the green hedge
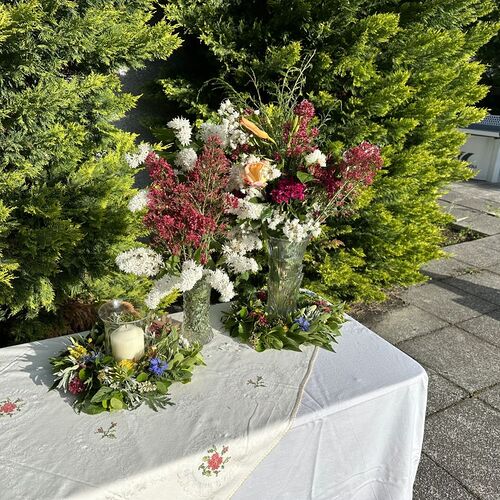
[159,0,499,302]
[0,1,180,343]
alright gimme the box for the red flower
[68,376,85,395]
[0,401,17,414]
[144,137,232,259]
[294,99,315,121]
[207,452,223,470]
[270,177,306,204]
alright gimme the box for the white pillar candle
[110,324,145,361]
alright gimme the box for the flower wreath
[50,320,204,414]
[223,290,344,352]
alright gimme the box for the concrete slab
[421,257,481,280]
[361,305,447,344]
[443,271,500,307]
[426,368,468,415]
[478,384,500,412]
[455,213,500,236]
[413,454,478,500]
[398,326,500,392]
[460,310,500,348]
[442,204,482,222]
[443,240,500,268]
[398,282,497,324]
[423,399,500,500]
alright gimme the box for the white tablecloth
[0,309,427,500]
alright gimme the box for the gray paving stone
[362,305,447,344]
[413,454,478,500]
[455,213,500,236]
[421,257,481,280]
[398,326,500,392]
[423,399,500,500]
[442,204,482,222]
[478,384,500,412]
[426,368,468,415]
[449,196,500,216]
[444,271,500,307]
[398,282,496,324]
[443,240,500,268]
[460,310,500,348]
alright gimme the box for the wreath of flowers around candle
[50,320,204,414]
[223,290,344,352]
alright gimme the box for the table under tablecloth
[0,306,427,500]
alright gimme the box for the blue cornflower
[149,357,168,376]
[294,316,311,332]
[83,353,97,364]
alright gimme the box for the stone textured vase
[182,277,214,345]
[266,236,309,317]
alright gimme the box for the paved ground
[353,180,500,499]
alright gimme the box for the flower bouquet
[50,319,204,414]
[117,126,257,344]
[198,89,383,350]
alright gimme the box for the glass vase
[266,236,309,318]
[182,276,213,345]
[97,299,148,361]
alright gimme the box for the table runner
[0,305,317,500]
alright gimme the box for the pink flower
[0,401,17,414]
[68,376,85,395]
[207,452,223,470]
[294,99,315,120]
[270,177,306,204]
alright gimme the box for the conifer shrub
[160,0,499,303]
[0,1,180,343]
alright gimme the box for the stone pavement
[353,180,500,500]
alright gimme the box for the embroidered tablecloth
[0,305,427,500]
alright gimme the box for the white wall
[460,133,500,182]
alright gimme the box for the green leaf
[81,403,106,415]
[136,372,149,383]
[110,397,124,410]
[90,386,115,403]
[296,171,314,183]
[156,381,168,394]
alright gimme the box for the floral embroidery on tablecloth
[199,445,230,477]
[247,375,266,388]
[0,398,23,417]
[95,422,117,439]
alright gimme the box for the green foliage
[0,1,180,341]
[161,0,499,303]
[50,322,204,413]
[223,291,344,352]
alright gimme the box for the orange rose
[244,161,268,187]
[240,117,272,141]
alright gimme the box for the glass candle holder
[98,299,148,361]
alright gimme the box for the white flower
[115,247,163,277]
[225,229,262,254]
[145,275,180,310]
[266,211,286,230]
[167,117,192,146]
[224,251,259,274]
[179,335,190,348]
[199,122,227,145]
[128,189,149,212]
[218,99,238,117]
[282,219,309,243]
[227,196,264,221]
[174,147,198,171]
[124,142,152,168]
[305,149,327,168]
[117,66,129,76]
[206,269,235,302]
[178,260,204,292]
